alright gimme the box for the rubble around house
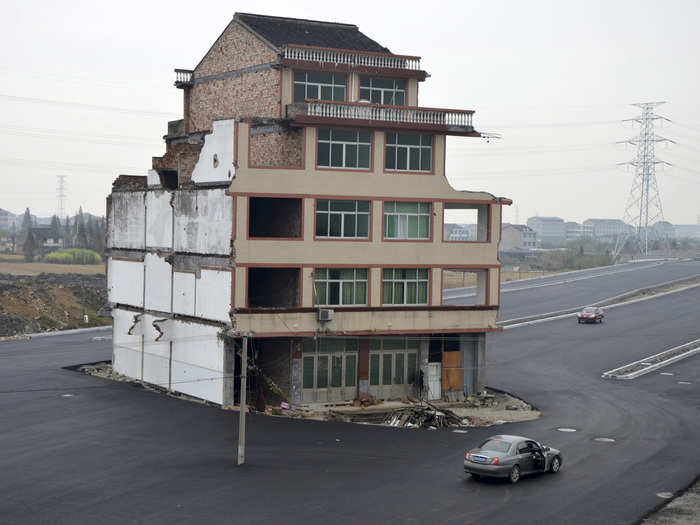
[0,273,108,337]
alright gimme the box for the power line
[0,93,179,118]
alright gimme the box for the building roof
[504,223,535,233]
[234,13,390,53]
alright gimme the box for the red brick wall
[152,142,203,186]
[188,21,281,133]
[249,129,304,168]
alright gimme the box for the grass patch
[44,249,102,265]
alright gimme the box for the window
[301,338,358,392]
[316,199,370,238]
[314,268,368,306]
[360,77,406,105]
[385,133,432,172]
[317,129,371,169]
[384,202,431,239]
[369,336,419,387]
[382,268,429,305]
[294,72,346,102]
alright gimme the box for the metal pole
[237,335,248,465]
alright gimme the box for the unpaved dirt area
[643,479,700,525]
[0,260,105,275]
[0,273,109,336]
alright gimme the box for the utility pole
[613,102,674,260]
[56,175,67,220]
[237,335,248,465]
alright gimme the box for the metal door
[427,362,441,400]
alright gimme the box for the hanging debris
[382,402,466,429]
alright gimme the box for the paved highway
[443,260,700,321]
[1,273,699,524]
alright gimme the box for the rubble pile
[383,402,467,429]
[0,273,108,337]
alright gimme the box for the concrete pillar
[460,333,486,395]
[358,338,370,399]
[476,270,487,305]
[477,205,489,242]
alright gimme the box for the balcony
[281,45,426,79]
[174,69,193,88]
[287,101,477,135]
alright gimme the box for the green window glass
[394,353,404,384]
[382,354,393,385]
[383,201,431,240]
[317,129,371,169]
[370,354,380,385]
[314,268,369,306]
[315,199,370,239]
[303,356,315,389]
[345,354,356,387]
[407,353,417,384]
[359,77,406,106]
[294,72,346,103]
[331,355,343,387]
[382,268,430,305]
[317,356,329,388]
[385,132,433,172]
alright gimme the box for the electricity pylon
[613,102,674,259]
[56,175,67,220]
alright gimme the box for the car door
[516,441,535,473]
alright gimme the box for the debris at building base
[383,403,465,428]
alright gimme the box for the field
[0,255,105,276]
[442,269,553,289]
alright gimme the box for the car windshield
[582,307,596,313]
[479,439,511,452]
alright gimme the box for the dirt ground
[0,260,105,275]
[643,479,700,525]
[442,270,554,289]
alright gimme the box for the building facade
[106,13,510,407]
[500,224,537,251]
[526,216,566,247]
[583,218,628,241]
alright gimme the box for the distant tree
[63,216,72,248]
[73,207,89,249]
[23,229,37,261]
[9,223,16,254]
[21,208,32,233]
[50,214,61,242]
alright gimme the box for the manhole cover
[594,437,615,443]
[678,381,692,385]
[660,372,674,376]
[556,427,577,432]
[452,429,469,434]
[641,362,652,366]
[656,492,673,499]
[61,394,74,398]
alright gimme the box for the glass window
[314,268,368,306]
[382,354,393,385]
[331,355,343,387]
[385,133,433,172]
[317,129,371,169]
[303,356,314,389]
[407,353,417,384]
[370,354,380,385]
[316,200,370,239]
[345,354,356,387]
[394,353,404,384]
[384,201,431,239]
[294,72,346,102]
[382,268,430,305]
[360,77,406,106]
[317,355,329,388]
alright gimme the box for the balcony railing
[174,69,193,87]
[283,45,422,71]
[299,101,474,129]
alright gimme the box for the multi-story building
[500,224,537,251]
[565,221,593,242]
[583,218,628,241]
[106,13,510,407]
[526,216,566,247]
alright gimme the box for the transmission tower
[56,175,67,220]
[613,102,674,259]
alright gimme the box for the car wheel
[509,465,521,484]
[471,473,481,481]
[577,319,581,324]
[549,456,561,473]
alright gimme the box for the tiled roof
[235,13,390,53]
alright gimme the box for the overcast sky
[2,0,699,224]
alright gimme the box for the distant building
[0,209,15,232]
[500,224,537,251]
[565,222,593,241]
[448,224,477,241]
[673,224,700,239]
[652,221,675,238]
[583,218,628,241]
[527,216,566,246]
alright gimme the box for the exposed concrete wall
[108,192,145,250]
[173,271,196,316]
[108,258,144,307]
[145,191,173,249]
[174,188,232,255]
[195,269,232,322]
[191,119,236,184]
[112,308,143,380]
[144,253,172,313]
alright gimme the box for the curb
[501,277,700,330]
[601,338,700,380]
[25,325,112,340]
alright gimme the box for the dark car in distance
[577,306,604,324]
[464,435,562,484]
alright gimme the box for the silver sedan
[463,434,562,483]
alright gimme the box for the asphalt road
[1,275,699,524]
[443,260,700,321]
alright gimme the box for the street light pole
[237,335,248,465]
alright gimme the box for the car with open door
[464,435,562,483]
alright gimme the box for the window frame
[314,199,371,240]
[293,70,348,103]
[382,201,433,242]
[359,76,407,106]
[313,267,369,307]
[384,132,434,174]
[442,202,491,244]
[316,128,373,171]
[381,267,431,306]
